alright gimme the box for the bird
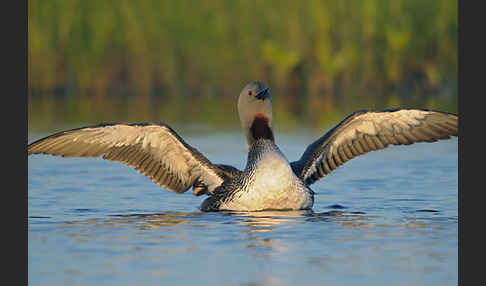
[28,82,458,212]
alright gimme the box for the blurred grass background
[28,0,457,133]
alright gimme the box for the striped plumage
[290,108,458,185]
[28,82,458,211]
[28,122,234,195]
[201,138,314,211]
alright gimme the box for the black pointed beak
[255,87,269,100]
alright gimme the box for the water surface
[28,130,458,286]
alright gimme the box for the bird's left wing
[28,122,235,194]
[290,109,458,185]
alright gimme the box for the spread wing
[290,108,458,185]
[28,122,239,194]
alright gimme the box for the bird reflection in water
[101,210,367,257]
[58,208,371,276]
[97,209,369,232]
[107,211,206,230]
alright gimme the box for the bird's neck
[245,138,286,172]
[250,115,274,141]
[244,113,274,146]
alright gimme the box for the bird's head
[237,82,274,147]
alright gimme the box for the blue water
[28,129,458,286]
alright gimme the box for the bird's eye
[248,91,252,96]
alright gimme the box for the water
[28,129,458,286]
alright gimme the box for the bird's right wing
[28,122,239,194]
[291,109,458,185]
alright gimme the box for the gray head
[237,82,274,147]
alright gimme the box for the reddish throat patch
[250,114,274,141]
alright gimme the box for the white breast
[252,151,294,191]
[224,146,313,211]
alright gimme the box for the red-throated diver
[28,82,458,211]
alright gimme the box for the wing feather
[28,122,239,194]
[291,108,458,185]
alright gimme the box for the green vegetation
[28,0,457,132]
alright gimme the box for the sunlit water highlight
[28,130,458,286]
